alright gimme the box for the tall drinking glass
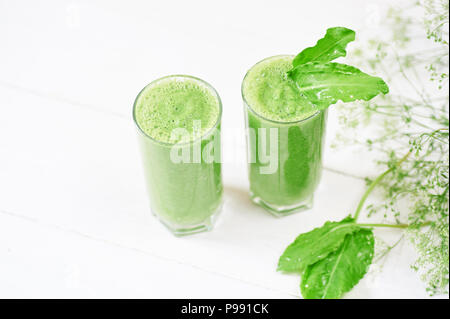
[242,56,327,216]
[133,75,223,235]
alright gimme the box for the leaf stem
[357,221,432,229]
[353,152,411,221]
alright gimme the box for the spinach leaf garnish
[292,27,355,67]
[288,27,389,111]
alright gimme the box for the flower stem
[353,151,411,222]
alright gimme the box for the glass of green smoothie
[242,55,327,216]
[241,27,389,217]
[133,75,223,236]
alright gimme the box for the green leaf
[277,216,360,273]
[292,27,355,67]
[300,229,375,299]
[289,62,389,110]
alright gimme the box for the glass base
[250,192,313,217]
[151,201,223,237]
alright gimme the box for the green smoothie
[242,55,326,215]
[133,75,223,235]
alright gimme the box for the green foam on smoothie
[243,55,317,122]
[135,77,220,144]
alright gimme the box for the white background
[0,0,445,298]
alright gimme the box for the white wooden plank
[0,212,294,298]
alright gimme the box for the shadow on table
[222,184,272,220]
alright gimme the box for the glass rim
[241,54,321,125]
[132,74,223,147]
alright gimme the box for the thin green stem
[358,223,409,229]
[357,221,432,229]
[353,152,411,221]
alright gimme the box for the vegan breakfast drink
[241,27,388,216]
[133,75,222,235]
[242,55,326,215]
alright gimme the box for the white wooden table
[0,0,441,298]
